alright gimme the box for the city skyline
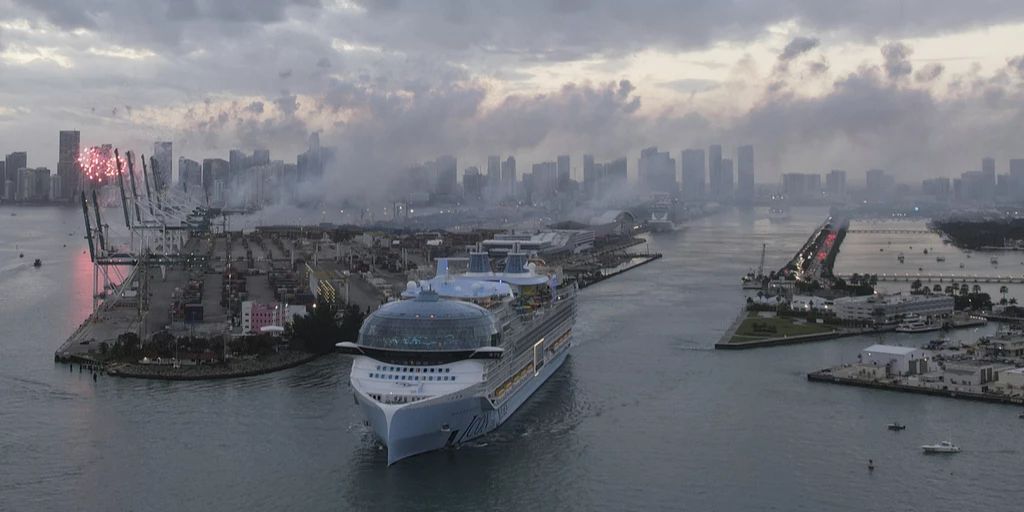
[1,2,1023,191]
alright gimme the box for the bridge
[846,229,934,235]
[836,273,1024,284]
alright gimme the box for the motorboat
[936,256,946,262]
[896,314,941,333]
[887,422,906,431]
[897,252,905,264]
[991,256,999,265]
[921,441,960,454]
[33,259,41,268]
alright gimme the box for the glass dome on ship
[357,289,499,352]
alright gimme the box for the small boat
[959,262,965,269]
[1018,411,1024,419]
[898,252,905,263]
[921,441,960,454]
[991,257,999,265]
[936,256,946,262]
[33,259,41,268]
[923,249,929,255]
[887,422,906,431]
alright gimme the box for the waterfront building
[736,145,754,205]
[859,345,931,376]
[681,148,706,202]
[481,230,595,257]
[833,293,953,324]
[5,152,27,199]
[152,141,173,192]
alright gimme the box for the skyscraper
[556,155,570,193]
[638,146,676,195]
[486,155,501,197]
[708,144,723,199]
[680,149,706,201]
[501,156,516,198]
[721,158,734,199]
[5,152,27,200]
[736,145,754,204]
[178,157,202,192]
[152,141,172,191]
[57,130,81,200]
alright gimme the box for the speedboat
[921,441,960,454]
[886,422,906,431]
[896,314,941,333]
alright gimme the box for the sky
[1,0,1024,193]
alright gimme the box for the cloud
[914,62,944,82]
[779,36,820,62]
[881,41,913,80]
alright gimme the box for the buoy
[868,459,875,471]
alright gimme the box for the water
[1,205,1021,511]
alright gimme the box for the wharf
[105,351,321,381]
[807,369,1024,406]
[571,253,662,290]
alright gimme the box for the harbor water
[1,205,1021,511]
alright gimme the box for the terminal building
[860,344,931,376]
[480,230,595,257]
[832,292,954,324]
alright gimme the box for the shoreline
[807,370,1024,406]
[65,351,325,381]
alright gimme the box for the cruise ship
[337,246,576,464]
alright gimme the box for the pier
[807,370,1024,406]
[846,228,933,235]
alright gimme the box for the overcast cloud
[2,0,1024,202]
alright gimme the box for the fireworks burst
[77,146,121,184]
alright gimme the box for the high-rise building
[782,173,821,200]
[57,130,81,200]
[486,155,501,196]
[708,144,723,199]
[1009,159,1024,200]
[201,158,228,195]
[152,141,172,191]
[5,152,28,200]
[530,161,558,201]
[721,158,734,199]
[501,156,516,198]
[0,161,5,200]
[582,154,596,197]
[922,177,951,201]
[680,149,706,201]
[638,146,677,195]
[736,145,754,204]
[462,166,483,201]
[980,157,996,201]
[432,155,457,200]
[826,170,846,197]
[252,149,270,166]
[556,155,570,193]
[178,157,201,192]
[865,169,895,199]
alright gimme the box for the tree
[910,279,922,293]
[1000,285,1009,300]
[290,300,343,354]
[933,284,943,293]
[960,284,970,296]
[972,284,982,294]
[944,285,955,296]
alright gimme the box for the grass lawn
[729,313,837,343]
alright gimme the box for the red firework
[78,145,120,184]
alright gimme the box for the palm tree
[959,284,970,296]
[944,285,955,295]
[911,279,922,293]
[972,284,982,294]
[933,284,943,293]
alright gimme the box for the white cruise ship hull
[355,347,570,465]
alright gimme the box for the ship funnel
[468,243,490,273]
[505,243,528,274]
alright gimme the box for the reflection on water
[1,206,1021,511]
